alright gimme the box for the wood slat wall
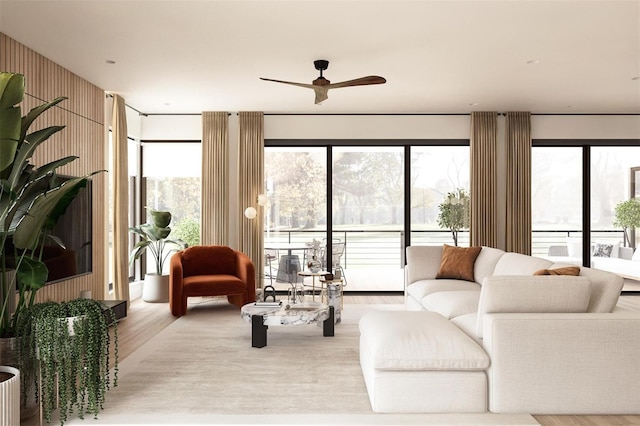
[1,33,107,301]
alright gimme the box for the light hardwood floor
[112,294,640,426]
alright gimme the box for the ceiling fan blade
[327,76,386,89]
[313,86,329,104]
[259,77,315,89]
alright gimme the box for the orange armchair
[169,245,256,317]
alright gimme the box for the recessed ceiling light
[105,60,116,65]
[567,105,574,109]
[526,59,540,64]
[468,102,479,106]
[164,103,171,106]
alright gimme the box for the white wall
[140,113,640,251]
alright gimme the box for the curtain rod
[133,111,640,117]
[101,96,640,117]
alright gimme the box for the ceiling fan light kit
[260,59,386,104]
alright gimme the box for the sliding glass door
[332,146,405,291]
[264,140,469,291]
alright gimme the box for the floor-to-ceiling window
[140,141,202,276]
[265,140,469,291]
[531,147,582,258]
[410,145,470,247]
[532,141,640,283]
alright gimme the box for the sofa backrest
[476,275,592,338]
[474,246,505,284]
[555,264,623,313]
[406,245,505,285]
[493,253,553,276]
[405,245,443,284]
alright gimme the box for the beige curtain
[505,112,532,254]
[470,112,498,248]
[238,112,264,287]
[110,95,130,304]
[201,112,229,245]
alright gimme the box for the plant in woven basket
[14,298,118,425]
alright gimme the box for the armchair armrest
[235,250,256,301]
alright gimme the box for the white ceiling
[1,0,639,115]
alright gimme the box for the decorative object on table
[129,209,186,302]
[0,71,102,340]
[262,285,277,302]
[613,198,640,248]
[0,365,20,426]
[437,188,470,246]
[305,238,323,272]
[14,298,118,425]
[288,283,306,305]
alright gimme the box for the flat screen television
[41,175,93,284]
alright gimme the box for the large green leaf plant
[129,209,186,275]
[0,71,98,338]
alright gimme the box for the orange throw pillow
[533,266,581,276]
[436,244,482,282]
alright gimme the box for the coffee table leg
[252,315,268,348]
[323,306,335,337]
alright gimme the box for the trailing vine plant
[15,298,118,424]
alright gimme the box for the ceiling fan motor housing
[314,60,329,71]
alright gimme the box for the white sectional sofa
[359,245,640,414]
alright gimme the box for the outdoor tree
[437,188,470,246]
[613,198,640,248]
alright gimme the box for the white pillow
[610,241,621,258]
[633,248,640,262]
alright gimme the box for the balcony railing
[264,229,627,269]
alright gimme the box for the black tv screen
[42,175,93,284]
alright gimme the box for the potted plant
[0,365,20,425]
[613,198,640,248]
[1,72,102,420]
[14,298,118,425]
[0,71,98,339]
[129,209,185,302]
[437,188,470,247]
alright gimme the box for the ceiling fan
[260,60,386,104]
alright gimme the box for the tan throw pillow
[533,266,581,276]
[436,244,482,282]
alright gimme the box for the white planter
[0,366,20,426]
[143,273,170,303]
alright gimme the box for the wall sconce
[244,193,268,220]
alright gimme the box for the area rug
[63,301,538,425]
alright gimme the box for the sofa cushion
[571,266,624,313]
[407,279,480,302]
[493,252,553,276]
[593,242,614,258]
[422,291,480,319]
[533,266,580,276]
[359,311,489,371]
[450,313,480,343]
[436,245,482,282]
[473,246,505,285]
[475,275,592,338]
[405,245,444,284]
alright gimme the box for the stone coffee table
[240,301,334,348]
